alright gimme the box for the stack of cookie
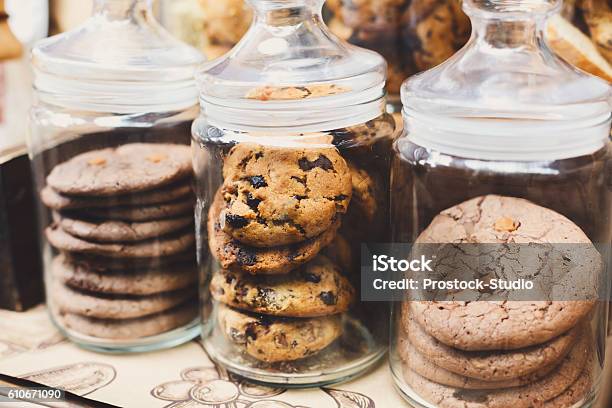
[398,195,598,407]
[326,0,470,95]
[42,143,198,340]
[208,142,357,363]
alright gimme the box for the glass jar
[325,0,471,109]
[28,0,205,352]
[389,0,611,407]
[193,0,396,386]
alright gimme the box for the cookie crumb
[494,216,520,232]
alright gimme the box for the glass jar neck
[464,0,559,49]
[248,0,324,26]
[93,0,152,20]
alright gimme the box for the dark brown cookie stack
[326,0,470,95]
[398,196,598,407]
[42,143,198,340]
[208,142,357,363]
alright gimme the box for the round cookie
[76,199,193,222]
[47,143,192,196]
[51,255,197,296]
[210,255,354,317]
[208,191,340,275]
[46,225,194,258]
[59,303,197,339]
[52,282,195,319]
[217,304,342,363]
[40,181,193,210]
[219,143,352,247]
[412,195,597,351]
[402,304,580,381]
[398,338,556,390]
[401,334,590,408]
[53,212,193,242]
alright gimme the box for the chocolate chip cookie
[210,255,354,317]
[208,191,340,274]
[46,144,192,196]
[217,304,342,362]
[219,143,352,247]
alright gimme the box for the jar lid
[32,0,204,113]
[196,0,387,132]
[401,0,611,161]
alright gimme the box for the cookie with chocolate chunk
[46,143,192,196]
[208,190,340,274]
[211,255,354,317]
[219,143,352,247]
[217,304,342,362]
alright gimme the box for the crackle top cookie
[410,195,598,351]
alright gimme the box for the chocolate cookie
[402,304,580,381]
[399,338,556,390]
[210,255,354,317]
[402,333,590,408]
[208,191,340,274]
[217,304,342,362]
[219,143,352,247]
[59,303,197,339]
[412,195,597,350]
[47,143,192,196]
[51,255,197,296]
[76,199,193,222]
[41,181,192,210]
[53,212,193,242]
[46,225,194,258]
[52,282,195,319]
